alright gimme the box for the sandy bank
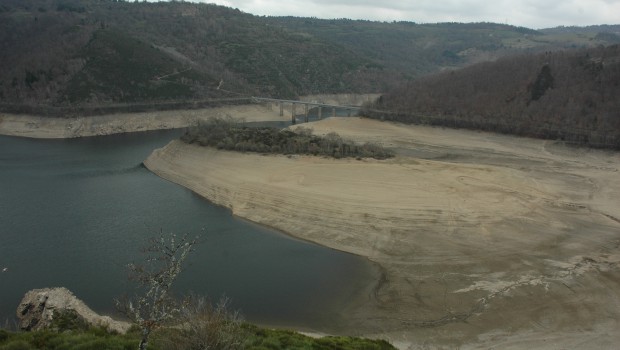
[0,104,287,139]
[144,117,620,349]
[0,93,380,139]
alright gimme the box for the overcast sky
[196,0,620,29]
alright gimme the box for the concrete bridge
[252,97,362,124]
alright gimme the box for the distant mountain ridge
[1,0,619,113]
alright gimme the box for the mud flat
[145,117,620,349]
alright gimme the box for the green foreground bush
[242,325,395,350]
[0,327,141,350]
[0,325,395,350]
[181,118,394,160]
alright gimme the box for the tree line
[181,118,394,159]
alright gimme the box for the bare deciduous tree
[116,233,197,350]
[156,295,246,350]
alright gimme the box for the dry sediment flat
[144,117,620,349]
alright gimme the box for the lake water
[0,129,376,330]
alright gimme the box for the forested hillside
[0,0,385,112]
[267,19,537,76]
[363,45,620,148]
[1,0,619,115]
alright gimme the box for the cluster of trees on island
[181,118,394,160]
[362,45,620,149]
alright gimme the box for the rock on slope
[16,287,130,334]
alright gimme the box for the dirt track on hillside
[145,117,620,349]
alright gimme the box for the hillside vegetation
[0,325,395,350]
[363,45,620,149]
[1,0,619,114]
[0,0,380,112]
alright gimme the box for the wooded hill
[1,0,619,114]
[362,45,620,149]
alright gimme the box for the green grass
[0,325,395,350]
[244,325,395,350]
[0,328,144,350]
[0,308,394,350]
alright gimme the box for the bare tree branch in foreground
[116,232,197,350]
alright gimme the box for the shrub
[182,118,394,160]
[154,296,245,350]
[0,340,34,350]
[242,325,396,350]
[49,310,89,333]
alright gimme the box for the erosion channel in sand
[144,117,620,349]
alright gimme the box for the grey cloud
[201,0,619,28]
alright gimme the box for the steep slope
[267,19,620,77]
[0,0,382,110]
[64,29,219,104]
[363,45,620,148]
[1,0,618,114]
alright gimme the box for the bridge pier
[251,97,361,123]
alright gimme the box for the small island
[181,118,394,160]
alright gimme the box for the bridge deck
[252,97,362,109]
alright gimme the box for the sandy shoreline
[0,94,379,139]
[5,99,619,348]
[0,104,289,138]
[144,117,620,349]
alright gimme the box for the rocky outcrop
[16,287,131,334]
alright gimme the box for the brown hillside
[364,45,620,149]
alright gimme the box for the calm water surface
[0,130,375,329]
